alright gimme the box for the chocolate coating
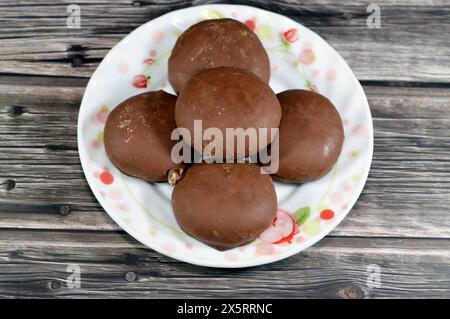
[168,18,270,93]
[274,89,344,183]
[175,66,281,159]
[172,163,277,250]
[104,90,188,182]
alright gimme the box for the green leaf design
[280,39,291,51]
[316,202,328,213]
[97,131,104,143]
[173,29,182,37]
[256,24,273,41]
[293,206,311,225]
[207,9,225,19]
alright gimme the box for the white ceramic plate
[78,4,373,268]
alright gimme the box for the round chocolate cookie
[168,18,270,93]
[274,89,344,183]
[175,66,281,159]
[172,163,277,251]
[104,90,188,182]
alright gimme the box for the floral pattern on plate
[78,4,373,268]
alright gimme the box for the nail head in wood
[59,204,71,216]
[125,271,137,282]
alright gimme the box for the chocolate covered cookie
[175,66,281,159]
[274,89,344,183]
[172,163,277,250]
[104,90,188,182]
[168,18,270,93]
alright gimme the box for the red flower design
[143,58,154,65]
[282,28,299,43]
[244,19,256,31]
[259,209,299,245]
[309,84,318,93]
[132,75,149,88]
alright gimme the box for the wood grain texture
[0,0,449,82]
[0,0,450,298]
[1,81,449,238]
[0,230,449,298]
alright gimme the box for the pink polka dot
[151,30,164,43]
[298,48,316,65]
[239,246,246,252]
[108,188,123,200]
[271,65,278,72]
[115,202,129,212]
[342,119,350,126]
[150,49,157,57]
[340,181,353,193]
[256,243,275,255]
[302,41,313,49]
[352,124,367,137]
[93,171,100,178]
[341,204,349,211]
[329,191,344,204]
[162,243,176,253]
[230,11,238,18]
[185,243,192,250]
[96,109,109,124]
[116,63,129,75]
[312,69,320,77]
[90,114,99,124]
[326,69,337,81]
[295,237,304,244]
[91,140,101,149]
[99,191,105,197]
[225,252,238,261]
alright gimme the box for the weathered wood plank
[0,230,449,298]
[0,0,449,299]
[1,81,450,237]
[0,0,449,83]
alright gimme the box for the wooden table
[0,0,449,298]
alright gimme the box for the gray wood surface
[0,0,449,298]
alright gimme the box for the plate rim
[77,3,374,268]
